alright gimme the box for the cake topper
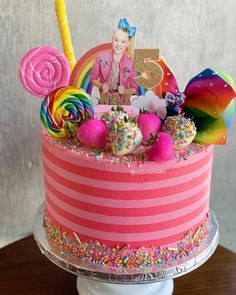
[70,18,166,105]
[90,20,138,105]
[19,0,236,147]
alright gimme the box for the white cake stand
[34,203,219,295]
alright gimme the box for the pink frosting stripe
[42,139,213,181]
[46,186,209,226]
[42,131,212,249]
[46,201,208,242]
[43,155,212,191]
[43,163,212,199]
[45,172,211,207]
[47,207,207,248]
[45,179,210,217]
[47,196,208,234]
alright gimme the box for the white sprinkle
[168,247,178,251]
[73,232,81,244]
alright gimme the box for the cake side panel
[42,132,213,250]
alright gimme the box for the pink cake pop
[77,119,107,149]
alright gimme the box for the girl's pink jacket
[90,51,138,93]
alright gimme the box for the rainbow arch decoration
[69,43,180,102]
[69,43,146,98]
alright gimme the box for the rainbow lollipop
[40,86,94,139]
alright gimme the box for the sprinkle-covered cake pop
[100,106,129,133]
[162,115,197,149]
[110,120,142,156]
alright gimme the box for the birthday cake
[19,8,236,270]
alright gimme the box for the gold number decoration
[133,49,163,89]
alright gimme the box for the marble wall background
[0,0,236,251]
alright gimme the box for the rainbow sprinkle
[45,132,208,166]
[44,211,210,270]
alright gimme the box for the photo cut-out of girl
[90,18,138,104]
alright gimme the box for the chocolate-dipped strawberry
[162,115,196,149]
[146,132,174,161]
[137,113,162,144]
[111,121,142,156]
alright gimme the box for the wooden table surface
[0,235,236,295]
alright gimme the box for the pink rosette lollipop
[19,46,70,98]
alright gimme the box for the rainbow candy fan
[183,68,236,144]
[40,86,94,139]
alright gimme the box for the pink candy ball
[146,132,174,162]
[77,119,106,149]
[138,114,162,143]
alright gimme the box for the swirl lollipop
[19,46,71,98]
[40,86,94,139]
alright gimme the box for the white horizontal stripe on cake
[46,186,209,225]
[43,156,212,191]
[46,201,208,242]
[45,171,212,207]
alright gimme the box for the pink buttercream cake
[42,123,212,268]
[18,14,236,271]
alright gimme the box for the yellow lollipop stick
[55,0,76,71]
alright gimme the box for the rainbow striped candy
[40,86,94,139]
